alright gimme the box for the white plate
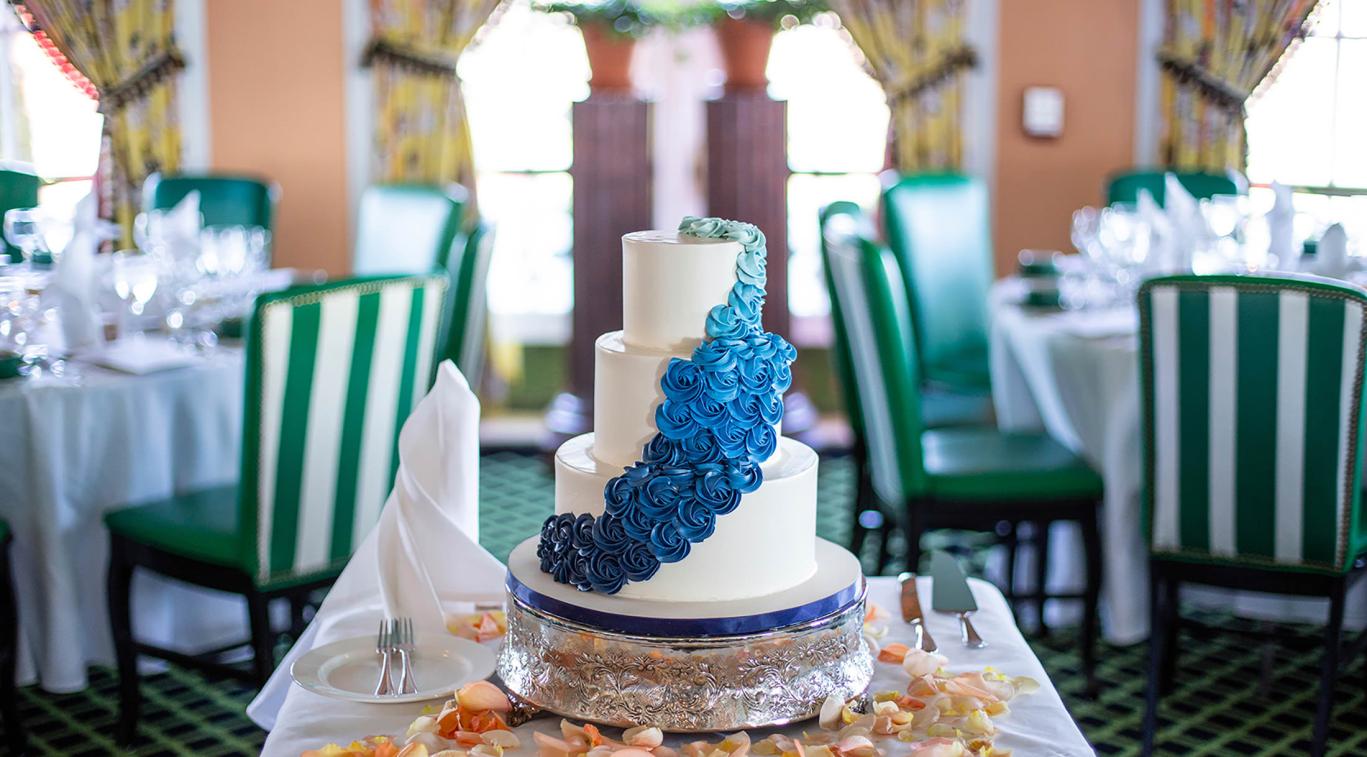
[290,634,496,704]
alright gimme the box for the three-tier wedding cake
[498,218,870,731]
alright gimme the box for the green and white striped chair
[1137,275,1367,757]
[105,273,448,745]
[353,183,468,276]
[437,219,494,390]
[824,221,1103,688]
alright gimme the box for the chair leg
[1142,567,1167,757]
[0,539,26,756]
[849,452,870,561]
[874,519,892,575]
[1159,577,1180,695]
[1003,522,1018,606]
[1034,521,1052,637]
[246,592,276,688]
[107,538,141,747]
[1080,506,1103,698]
[1312,580,1346,757]
[903,500,924,576]
[289,594,309,640]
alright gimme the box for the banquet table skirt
[254,576,1093,756]
[1,349,249,691]
[989,282,1367,644]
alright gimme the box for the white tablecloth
[989,280,1367,644]
[254,576,1093,756]
[1,348,249,691]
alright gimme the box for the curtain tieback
[97,48,186,115]
[1156,51,1249,115]
[884,45,977,105]
[361,38,460,77]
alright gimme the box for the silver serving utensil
[373,620,394,696]
[395,617,418,695]
[897,571,937,652]
[930,551,987,648]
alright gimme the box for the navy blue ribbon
[506,571,864,638]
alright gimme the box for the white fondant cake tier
[506,536,861,627]
[622,231,743,352]
[554,433,819,602]
[591,330,780,470]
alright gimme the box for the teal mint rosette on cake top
[535,216,796,595]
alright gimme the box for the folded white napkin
[51,192,118,351]
[1315,223,1349,278]
[1136,188,1177,274]
[1266,181,1296,264]
[247,361,505,730]
[162,189,202,247]
[1163,173,1206,271]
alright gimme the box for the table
[1,348,248,691]
[254,576,1093,757]
[989,280,1367,644]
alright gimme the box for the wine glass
[3,208,55,274]
[112,251,160,338]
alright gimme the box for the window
[1245,0,1367,246]
[460,0,586,344]
[0,8,102,242]
[768,14,888,327]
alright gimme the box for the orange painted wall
[992,0,1139,273]
[204,0,350,275]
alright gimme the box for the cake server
[896,572,937,652]
[929,551,986,649]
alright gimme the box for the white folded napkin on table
[1266,181,1296,264]
[248,361,506,730]
[161,189,202,247]
[1136,188,1177,274]
[50,192,118,352]
[1163,172,1207,270]
[1315,223,1349,278]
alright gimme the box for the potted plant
[540,1,656,92]
[711,0,826,91]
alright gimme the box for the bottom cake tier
[497,538,872,731]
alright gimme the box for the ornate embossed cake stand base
[497,588,872,732]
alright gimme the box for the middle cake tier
[592,330,781,470]
[556,432,818,603]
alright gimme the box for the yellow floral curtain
[15,0,182,245]
[1158,0,1321,172]
[828,0,975,173]
[364,0,502,198]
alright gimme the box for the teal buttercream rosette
[537,217,796,595]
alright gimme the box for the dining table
[253,575,1094,757]
[0,343,251,692]
[989,277,1367,645]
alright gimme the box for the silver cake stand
[496,542,872,732]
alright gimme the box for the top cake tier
[622,231,744,352]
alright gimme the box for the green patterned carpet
[9,453,1364,756]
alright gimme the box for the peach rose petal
[877,643,910,664]
[456,681,512,713]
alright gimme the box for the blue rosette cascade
[535,217,797,594]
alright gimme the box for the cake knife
[896,572,937,652]
[929,551,987,649]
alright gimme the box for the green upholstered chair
[1137,274,1367,757]
[144,172,278,231]
[1105,169,1245,208]
[353,183,468,276]
[881,173,995,395]
[824,220,1103,686]
[820,201,995,570]
[105,272,448,745]
[0,165,41,261]
[437,219,494,389]
[0,519,24,755]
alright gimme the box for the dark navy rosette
[536,217,796,594]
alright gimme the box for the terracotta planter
[716,16,774,92]
[581,22,635,93]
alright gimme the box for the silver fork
[394,617,418,695]
[373,619,395,696]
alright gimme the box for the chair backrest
[145,172,277,230]
[238,273,449,586]
[824,217,928,507]
[1106,170,1245,208]
[881,172,993,390]
[438,219,494,388]
[819,201,872,440]
[0,166,40,259]
[1138,274,1367,574]
[353,184,467,276]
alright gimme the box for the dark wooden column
[705,92,816,436]
[545,94,653,443]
